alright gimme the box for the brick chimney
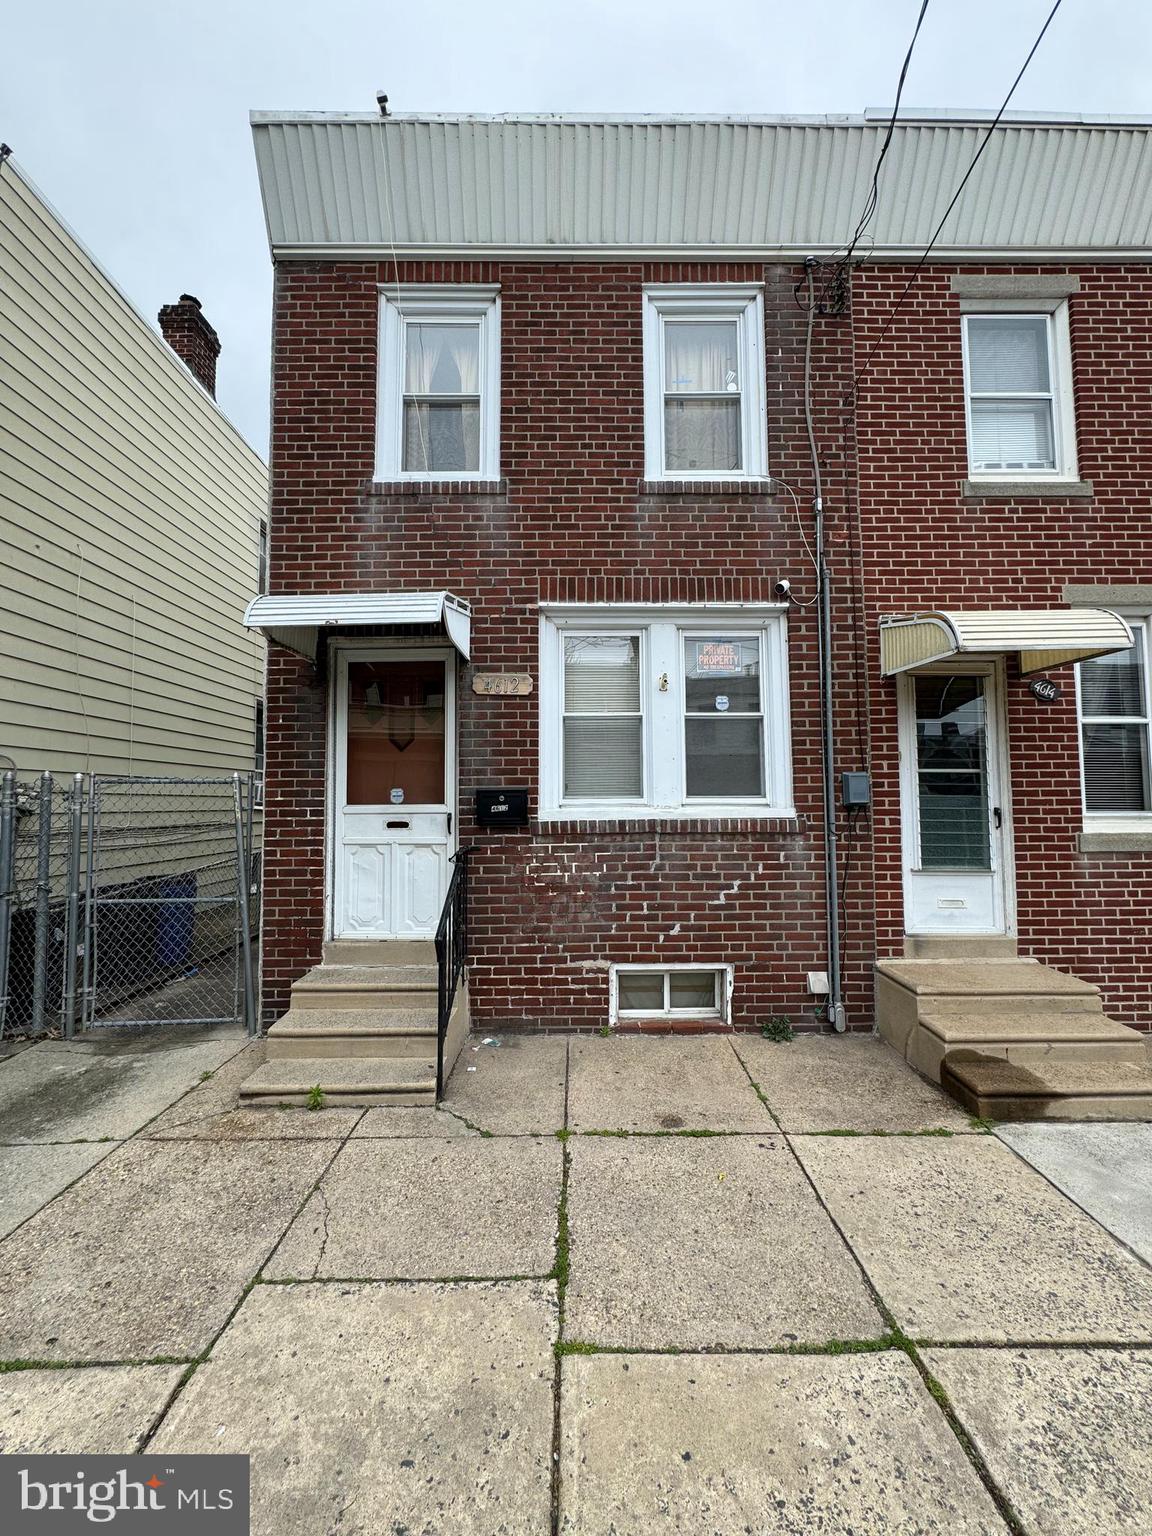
[158,293,221,397]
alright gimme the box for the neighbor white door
[899,665,1011,935]
[333,650,454,939]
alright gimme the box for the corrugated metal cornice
[251,115,1152,260]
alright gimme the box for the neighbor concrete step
[291,964,438,1010]
[877,957,1104,1073]
[878,958,1101,1006]
[239,1056,436,1107]
[908,1010,1148,1078]
[323,939,436,966]
[266,1008,438,1060]
[941,1049,1152,1122]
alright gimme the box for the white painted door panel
[333,653,454,940]
[900,668,1011,935]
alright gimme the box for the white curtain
[404,323,480,395]
[664,322,739,394]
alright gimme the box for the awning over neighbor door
[243,591,472,662]
[878,609,1133,677]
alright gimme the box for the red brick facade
[261,255,1151,1034]
[854,264,1152,1030]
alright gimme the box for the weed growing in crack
[306,1085,325,1112]
[760,1016,795,1043]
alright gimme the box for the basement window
[610,965,731,1023]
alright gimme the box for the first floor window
[376,286,500,480]
[1078,617,1151,815]
[542,606,791,817]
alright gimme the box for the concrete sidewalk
[0,1027,1149,1533]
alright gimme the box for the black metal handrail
[434,845,474,1099]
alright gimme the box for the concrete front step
[291,964,438,1010]
[323,939,436,966]
[267,1008,438,1060]
[909,1010,1148,1079]
[941,1049,1152,1122]
[877,958,1103,1074]
[239,1056,437,1107]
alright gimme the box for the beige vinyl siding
[0,159,267,777]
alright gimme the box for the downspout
[803,260,846,1031]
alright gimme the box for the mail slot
[475,789,529,827]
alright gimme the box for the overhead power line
[842,0,932,268]
[851,0,1065,395]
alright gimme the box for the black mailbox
[475,789,529,827]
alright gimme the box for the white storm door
[899,667,1010,935]
[334,651,454,939]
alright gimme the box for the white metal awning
[879,609,1133,677]
[243,591,471,661]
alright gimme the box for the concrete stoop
[241,940,464,1108]
[877,956,1152,1122]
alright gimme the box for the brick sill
[369,478,507,497]
[638,479,777,497]
[534,815,804,837]
[961,478,1093,501]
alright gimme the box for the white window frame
[960,304,1077,481]
[610,963,733,1025]
[375,285,500,482]
[1076,613,1152,828]
[539,604,792,819]
[642,285,768,481]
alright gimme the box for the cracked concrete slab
[734,1034,975,1133]
[441,1035,567,1134]
[152,1280,556,1536]
[0,1138,336,1361]
[0,1141,118,1239]
[997,1122,1152,1263]
[142,1043,362,1140]
[352,1106,479,1136]
[264,1136,561,1280]
[568,1036,773,1132]
[924,1347,1152,1535]
[0,1033,250,1143]
[560,1351,1007,1534]
[796,1137,1152,1343]
[565,1135,884,1349]
[0,1365,185,1453]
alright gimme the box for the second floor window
[376,286,500,481]
[643,286,768,481]
[961,309,1076,480]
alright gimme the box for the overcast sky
[4,0,1149,454]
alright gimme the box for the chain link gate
[0,771,260,1041]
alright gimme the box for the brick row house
[241,111,1152,1117]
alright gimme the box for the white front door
[333,649,454,939]
[899,665,1012,935]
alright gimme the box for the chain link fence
[0,772,260,1041]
